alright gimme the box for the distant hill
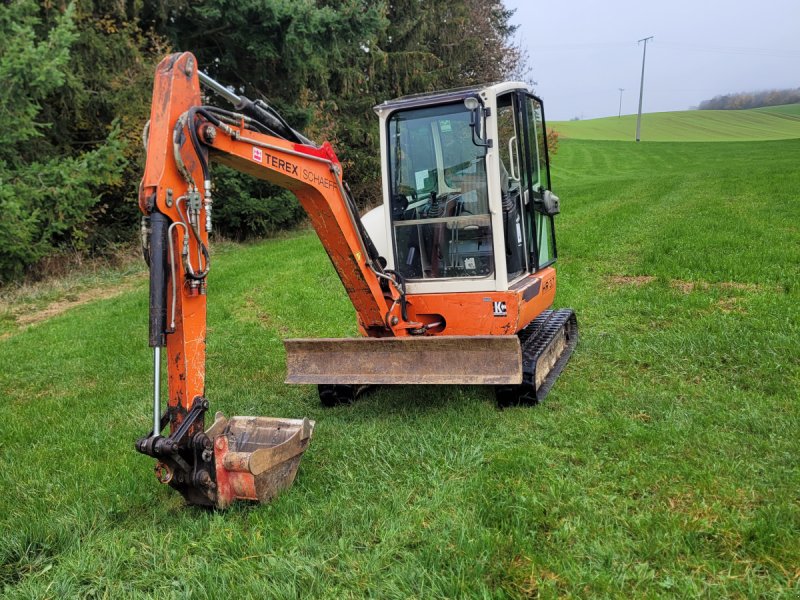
[550,104,800,142]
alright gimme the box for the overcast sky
[505,0,800,120]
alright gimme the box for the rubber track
[498,308,578,404]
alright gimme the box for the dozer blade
[284,335,523,386]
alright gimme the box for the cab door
[495,92,529,281]
[495,90,557,280]
[518,93,557,270]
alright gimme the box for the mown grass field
[551,103,800,141]
[1,133,799,597]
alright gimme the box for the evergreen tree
[0,1,125,283]
[146,0,388,228]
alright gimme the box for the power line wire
[528,40,799,58]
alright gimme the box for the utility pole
[635,36,653,142]
[618,88,624,117]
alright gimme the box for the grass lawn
[1,137,799,597]
[551,103,800,142]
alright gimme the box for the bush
[211,166,305,240]
[0,129,125,284]
[546,127,560,158]
[0,2,126,284]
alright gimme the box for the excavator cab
[364,84,560,294]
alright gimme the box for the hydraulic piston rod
[197,71,313,145]
[153,347,161,436]
[198,71,241,105]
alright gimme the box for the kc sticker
[252,147,263,163]
[493,301,507,317]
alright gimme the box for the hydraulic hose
[197,71,313,145]
[176,196,210,280]
[187,108,210,182]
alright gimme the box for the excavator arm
[140,52,403,340]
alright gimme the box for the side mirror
[464,97,492,148]
[535,190,560,216]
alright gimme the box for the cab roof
[374,81,532,116]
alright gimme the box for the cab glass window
[388,103,493,279]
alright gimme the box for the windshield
[389,103,487,207]
[387,103,493,280]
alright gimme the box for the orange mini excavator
[136,52,577,508]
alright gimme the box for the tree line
[698,88,800,110]
[0,0,525,284]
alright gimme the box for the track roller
[318,384,371,407]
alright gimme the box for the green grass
[1,138,799,597]
[551,104,800,142]
[755,103,800,117]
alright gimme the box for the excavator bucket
[205,413,314,509]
